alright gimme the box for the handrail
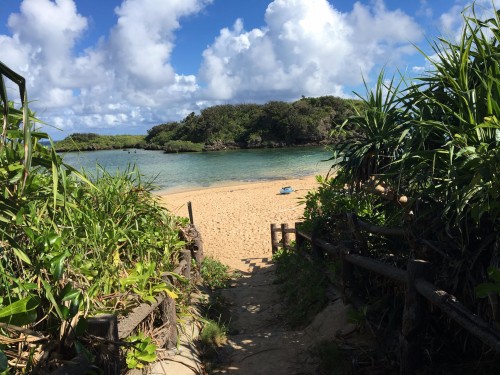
[271,220,500,374]
[415,279,500,352]
[282,224,500,360]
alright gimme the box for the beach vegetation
[200,318,228,348]
[0,61,188,372]
[200,257,233,289]
[145,97,361,150]
[312,340,350,375]
[163,140,205,153]
[54,133,146,151]
[124,332,158,369]
[273,247,328,328]
[301,4,500,369]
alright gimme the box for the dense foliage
[55,133,146,152]
[0,63,187,372]
[302,6,500,370]
[145,97,361,151]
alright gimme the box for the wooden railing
[54,224,204,375]
[271,219,500,375]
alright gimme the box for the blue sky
[0,0,497,140]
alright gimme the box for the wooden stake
[271,223,278,254]
[281,223,290,249]
[187,201,194,224]
[400,259,431,375]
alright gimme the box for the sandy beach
[159,175,321,270]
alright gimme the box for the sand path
[160,176,320,270]
[158,175,355,374]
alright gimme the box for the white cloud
[411,66,426,73]
[417,0,433,18]
[1,0,430,138]
[0,0,211,137]
[439,0,500,39]
[199,0,423,103]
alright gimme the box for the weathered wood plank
[415,279,500,353]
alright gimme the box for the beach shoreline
[153,174,318,196]
[158,174,321,270]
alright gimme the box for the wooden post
[271,223,278,254]
[400,259,432,375]
[281,223,290,249]
[341,249,354,304]
[160,295,178,349]
[189,224,204,267]
[187,201,194,224]
[295,222,304,251]
[86,314,120,374]
[311,221,323,260]
[181,249,192,279]
[347,213,367,255]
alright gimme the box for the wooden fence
[271,218,500,375]
[54,224,204,375]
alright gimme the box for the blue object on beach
[280,186,294,194]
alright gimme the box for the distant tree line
[145,96,362,152]
[55,96,363,153]
[55,133,146,152]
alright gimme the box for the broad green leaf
[41,280,64,320]
[50,251,68,280]
[61,287,81,302]
[0,350,7,372]
[475,283,500,298]
[12,248,31,265]
[0,296,39,318]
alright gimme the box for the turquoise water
[61,146,334,192]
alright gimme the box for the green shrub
[200,257,232,289]
[163,140,204,153]
[200,319,228,347]
[273,248,327,328]
[0,61,187,371]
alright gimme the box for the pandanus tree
[323,4,500,329]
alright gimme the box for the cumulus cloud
[0,0,209,137]
[0,0,441,138]
[439,0,500,39]
[199,0,423,102]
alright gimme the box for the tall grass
[0,62,187,372]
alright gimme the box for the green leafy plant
[125,332,157,369]
[302,3,500,366]
[313,340,349,375]
[200,257,233,289]
[273,247,327,328]
[200,319,228,347]
[475,267,500,298]
[0,61,189,372]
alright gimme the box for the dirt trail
[159,177,360,374]
[215,257,316,374]
[210,257,359,375]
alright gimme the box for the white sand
[159,176,320,270]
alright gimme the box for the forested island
[55,96,362,152]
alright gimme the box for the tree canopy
[145,96,362,151]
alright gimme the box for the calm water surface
[61,147,334,192]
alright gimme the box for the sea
[60,146,335,193]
